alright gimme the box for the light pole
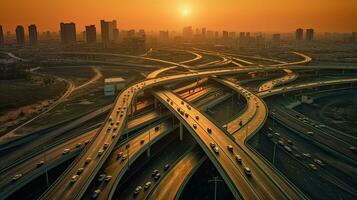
[272,141,277,165]
[42,146,49,187]
[126,144,130,169]
[208,176,223,200]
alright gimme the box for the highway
[154,88,304,200]
[258,69,298,92]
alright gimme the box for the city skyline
[0,0,357,33]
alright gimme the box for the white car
[70,175,79,183]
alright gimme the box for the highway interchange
[1,48,357,200]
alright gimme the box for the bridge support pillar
[147,146,151,157]
[179,123,183,141]
[132,97,137,113]
[154,98,158,109]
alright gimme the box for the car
[180,110,185,115]
[195,116,199,120]
[314,159,325,167]
[306,131,314,136]
[164,164,170,171]
[91,189,101,199]
[84,140,90,145]
[154,173,161,180]
[105,175,112,182]
[77,168,84,175]
[274,132,281,138]
[98,149,104,157]
[294,154,301,159]
[181,101,184,105]
[144,181,152,190]
[107,127,111,131]
[210,142,216,148]
[37,161,45,167]
[98,174,106,182]
[302,153,311,158]
[170,101,173,105]
[121,154,127,162]
[308,164,317,171]
[116,121,120,125]
[113,126,117,131]
[284,146,292,152]
[103,143,109,149]
[112,133,117,138]
[63,148,70,155]
[207,128,212,134]
[110,122,114,126]
[75,143,82,148]
[155,126,160,132]
[167,98,170,102]
[227,145,234,153]
[278,140,284,146]
[140,139,145,144]
[267,133,273,138]
[244,167,252,176]
[151,169,159,176]
[287,140,293,145]
[70,175,79,183]
[85,157,92,165]
[109,117,112,122]
[187,105,191,110]
[12,174,22,181]
[213,146,219,154]
[185,113,189,118]
[133,186,143,196]
[235,154,242,164]
[193,124,197,129]
[117,152,124,159]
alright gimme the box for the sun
[182,9,189,17]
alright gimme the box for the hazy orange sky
[0,0,356,33]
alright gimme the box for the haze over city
[1,0,357,32]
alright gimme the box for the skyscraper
[306,29,314,41]
[101,20,118,43]
[16,25,25,45]
[85,25,96,43]
[159,31,169,40]
[182,26,193,39]
[296,28,303,40]
[28,24,38,44]
[222,31,229,39]
[202,28,206,38]
[0,25,4,45]
[272,34,281,42]
[60,22,76,44]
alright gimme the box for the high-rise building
[28,24,38,44]
[306,29,314,41]
[222,31,229,39]
[100,20,118,43]
[296,28,303,40]
[229,32,236,38]
[246,32,251,37]
[16,25,25,45]
[159,31,169,40]
[85,25,96,43]
[272,34,281,42]
[60,22,76,44]
[0,25,4,45]
[182,26,193,39]
[202,28,206,38]
[239,32,245,38]
[214,31,219,39]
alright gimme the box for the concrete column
[179,122,183,141]
[147,147,151,157]
[154,98,158,109]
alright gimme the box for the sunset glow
[0,0,356,32]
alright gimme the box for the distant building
[214,31,219,39]
[0,25,4,45]
[207,30,214,39]
[16,25,25,45]
[85,25,96,43]
[246,32,251,37]
[272,34,281,42]
[306,29,314,41]
[229,32,236,38]
[100,20,117,43]
[60,22,76,44]
[202,28,206,38]
[222,31,229,39]
[296,28,303,40]
[352,32,357,42]
[239,32,245,38]
[159,31,169,40]
[182,26,193,39]
[28,24,38,45]
[104,77,126,96]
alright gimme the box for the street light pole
[126,144,130,169]
[208,176,223,200]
